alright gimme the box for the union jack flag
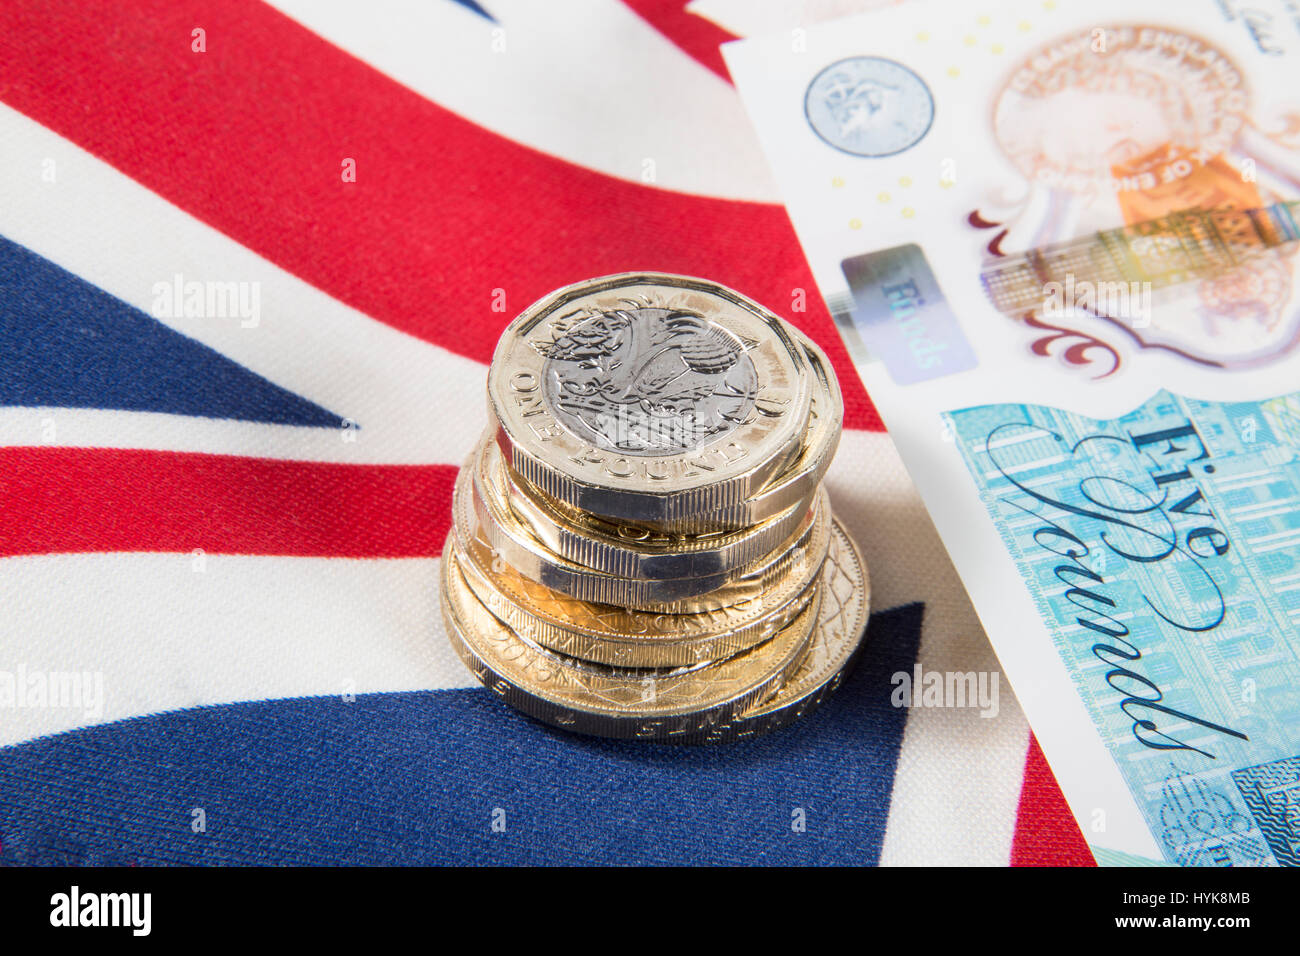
[0,0,1089,865]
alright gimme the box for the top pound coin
[488,273,814,525]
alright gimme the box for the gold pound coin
[454,487,832,667]
[722,332,843,528]
[456,446,832,613]
[488,273,814,527]
[467,437,821,605]
[718,520,871,743]
[618,330,844,534]
[440,538,822,741]
[501,446,815,579]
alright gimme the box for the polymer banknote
[725,0,1300,863]
[948,392,1300,866]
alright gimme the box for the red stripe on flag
[1010,735,1096,866]
[0,448,455,558]
[621,0,738,81]
[0,0,882,432]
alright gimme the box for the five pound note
[725,0,1300,865]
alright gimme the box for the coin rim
[456,448,832,615]
[652,520,871,745]
[727,519,871,737]
[440,538,822,738]
[501,447,815,578]
[469,437,823,605]
[714,330,843,531]
[455,499,831,667]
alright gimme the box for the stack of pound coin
[439,273,870,744]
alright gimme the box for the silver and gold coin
[440,538,821,741]
[709,520,870,743]
[438,272,870,745]
[455,486,833,668]
[501,444,815,579]
[510,329,843,535]
[455,451,831,615]
[468,437,822,605]
[719,332,843,533]
[488,273,814,527]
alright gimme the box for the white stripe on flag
[0,553,473,748]
[0,102,487,466]
[267,0,779,202]
[826,432,1029,866]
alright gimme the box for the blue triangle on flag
[0,234,345,428]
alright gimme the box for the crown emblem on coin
[532,306,759,454]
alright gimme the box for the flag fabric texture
[0,0,1091,866]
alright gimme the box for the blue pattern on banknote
[1232,756,1300,865]
[946,391,1300,866]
